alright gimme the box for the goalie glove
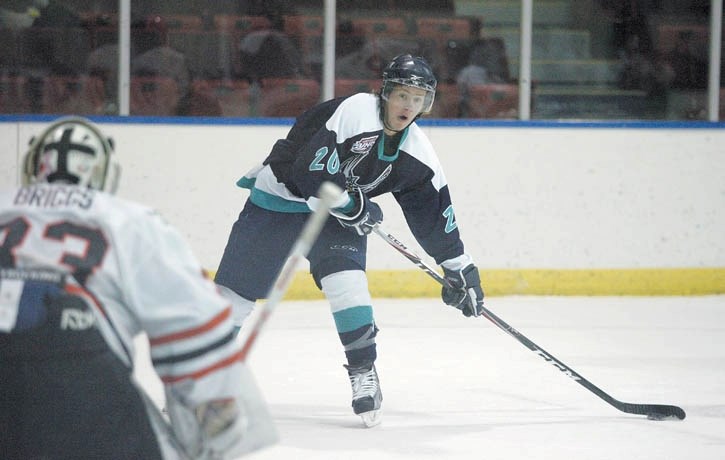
[329,187,383,236]
[441,263,484,317]
[164,362,277,459]
[165,394,247,460]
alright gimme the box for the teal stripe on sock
[333,305,373,333]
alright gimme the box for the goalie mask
[381,54,437,115]
[23,117,120,193]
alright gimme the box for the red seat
[415,17,477,40]
[283,15,324,74]
[334,79,378,97]
[283,15,323,38]
[0,76,29,114]
[190,79,252,117]
[465,83,519,119]
[259,78,321,117]
[130,76,180,116]
[163,14,204,31]
[348,17,409,37]
[42,75,104,115]
[656,24,709,53]
[213,15,271,33]
[428,83,460,118]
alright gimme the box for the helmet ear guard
[23,117,120,194]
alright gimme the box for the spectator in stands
[86,33,130,115]
[131,15,190,100]
[24,0,85,75]
[236,5,303,82]
[666,30,707,90]
[0,3,35,30]
[29,0,80,28]
[456,38,510,117]
[87,15,191,115]
[618,33,672,97]
[598,0,658,58]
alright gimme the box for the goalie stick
[238,182,344,361]
[372,225,686,421]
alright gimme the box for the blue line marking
[2,114,724,129]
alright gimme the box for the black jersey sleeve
[394,182,465,265]
[263,97,348,197]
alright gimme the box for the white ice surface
[134,295,725,460]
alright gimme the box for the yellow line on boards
[207,268,725,299]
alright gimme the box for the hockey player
[215,54,485,427]
[0,117,276,459]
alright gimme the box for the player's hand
[331,188,383,236]
[441,263,484,317]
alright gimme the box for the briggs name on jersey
[14,185,95,209]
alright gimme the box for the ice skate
[344,361,382,427]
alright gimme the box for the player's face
[384,85,427,134]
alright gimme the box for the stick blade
[623,403,686,421]
[646,405,686,421]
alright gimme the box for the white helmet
[23,117,120,193]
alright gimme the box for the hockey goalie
[0,117,277,459]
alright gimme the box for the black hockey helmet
[381,54,437,114]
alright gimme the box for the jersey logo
[351,136,379,155]
[60,308,96,330]
[341,151,391,193]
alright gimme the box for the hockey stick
[372,225,686,421]
[238,182,343,361]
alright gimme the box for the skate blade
[360,410,382,428]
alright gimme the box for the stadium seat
[283,15,323,38]
[464,83,519,119]
[284,15,324,76]
[0,75,29,114]
[163,14,204,31]
[213,15,271,33]
[334,79,378,98]
[348,17,409,37]
[655,24,709,53]
[259,78,320,117]
[42,75,104,115]
[190,79,252,117]
[414,17,478,40]
[428,83,460,118]
[130,76,180,116]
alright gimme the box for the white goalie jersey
[0,183,276,459]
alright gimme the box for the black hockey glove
[330,188,383,236]
[441,263,484,317]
